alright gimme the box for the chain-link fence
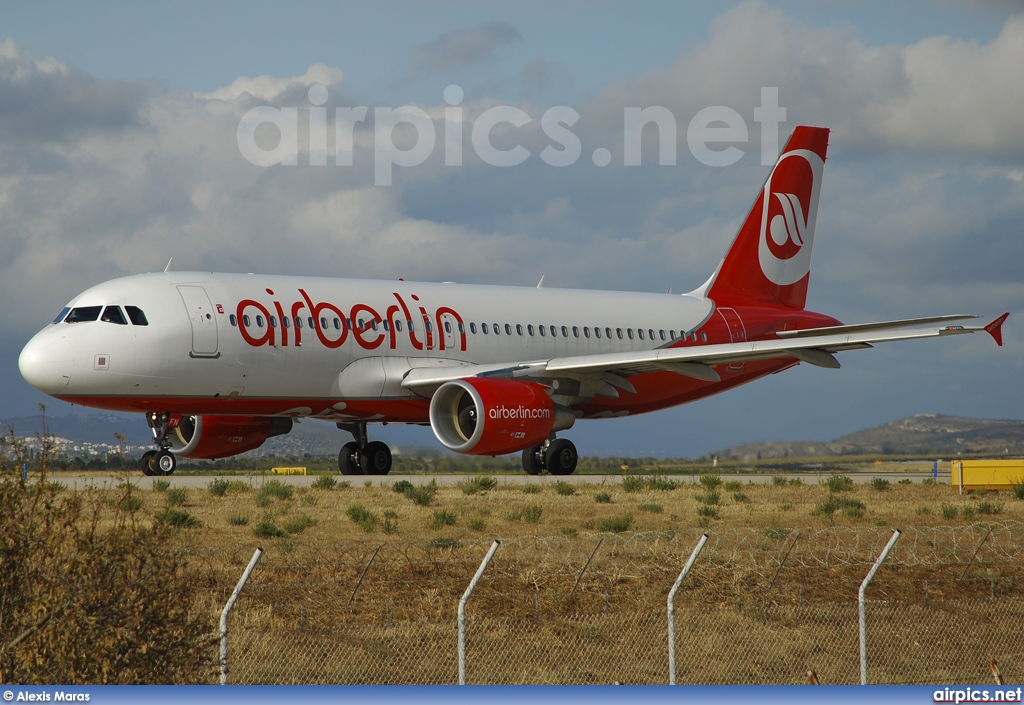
[207,524,1024,685]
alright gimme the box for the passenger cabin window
[528,325,535,336]
[52,307,71,324]
[66,306,102,323]
[627,329,634,340]
[230,314,238,327]
[101,306,128,325]
[594,327,601,339]
[505,324,512,335]
[539,325,546,337]
[572,326,579,338]
[482,323,489,334]
[256,315,265,328]
[516,324,523,335]
[637,328,644,340]
[492,323,499,335]
[470,322,477,334]
[396,320,403,332]
[616,328,623,340]
[243,315,251,327]
[295,317,302,329]
[583,327,590,338]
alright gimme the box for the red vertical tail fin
[705,126,830,310]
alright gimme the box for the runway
[45,470,950,491]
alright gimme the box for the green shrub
[699,475,723,490]
[621,476,645,493]
[813,495,865,518]
[208,478,230,497]
[870,477,890,492]
[157,508,201,529]
[110,493,144,512]
[259,480,293,501]
[392,480,414,494]
[696,505,719,519]
[522,484,541,494]
[724,480,742,492]
[697,490,720,505]
[430,510,458,529]
[898,479,914,485]
[402,481,437,506]
[788,478,803,487]
[941,504,958,519]
[312,475,337,490]
[151,478,171,492]
[762,526,791,539]
[283,514,319,534]
[165,488,187,506]
[459,476,498,495]
[646,476,679,491]
[732,492,750,503]
[345,503,379,532]
[961,506,976,520]
[467,518,486,531]
[522,504,543,523]
[255,493,271,508]
[975,500,1002,515]
[598,514,634,532]
[825,476,854,492]
[554,481,576,496]
[594,492,612,503]
[638,503,662,513]
[253,517,286,538]
[914,506,931,516]
[1010,478,1024,501]
[228,514,249,526]
[561,527,578,537]
[772,476,788,487]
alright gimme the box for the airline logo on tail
[757,149,824,286]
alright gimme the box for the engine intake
[167,415,293,459]
[429,378,574,455]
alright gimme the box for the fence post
[458,540,500,685]
[220,547,263,685]
[668,533,708,685]
[859,530,900,685]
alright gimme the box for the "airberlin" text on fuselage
[236,289,467,352]
[488,405,552,420]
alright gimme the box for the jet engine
[429,378,575,455]
[166,415,293,459]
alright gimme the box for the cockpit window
[101,306,128,325]
[65,306,102,323]
[52,307,71,324]
[125,306,149,326]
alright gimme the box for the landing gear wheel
[141,450,157,476]
[521,446,544,475]
[154,449,177,476]
[544,439,578,476]
[360,441,392,475]
[339,442,362,475]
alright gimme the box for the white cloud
[195,63,344,102]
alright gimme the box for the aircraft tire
[154,449,176,476]
[141,450,157,476]
[339,442,362,475]
[360,441,392,475]
[521,446,544,475]
[544,439,578,476]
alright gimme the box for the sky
[1,0,1023,458]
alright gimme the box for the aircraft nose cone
[19,335,74,394]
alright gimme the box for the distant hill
[716,414,1024,461]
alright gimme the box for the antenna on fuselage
[163,257,174,273]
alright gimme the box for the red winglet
[984,312,1010,346]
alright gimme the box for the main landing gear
[521,437,578,476]
[142,412,177,476]
[337,422,392,475]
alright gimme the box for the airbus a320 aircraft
[19,126,1008,476]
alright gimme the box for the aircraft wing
[401,313,1008,392]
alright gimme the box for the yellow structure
[951,459,1024,493]
[271,466,307,475]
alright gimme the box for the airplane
[18,126,1009,477]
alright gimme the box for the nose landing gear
[142,412,177,476]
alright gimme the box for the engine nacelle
[429,378,575,455]
[166,415,293,459]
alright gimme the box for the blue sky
[2,1,1022,457]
